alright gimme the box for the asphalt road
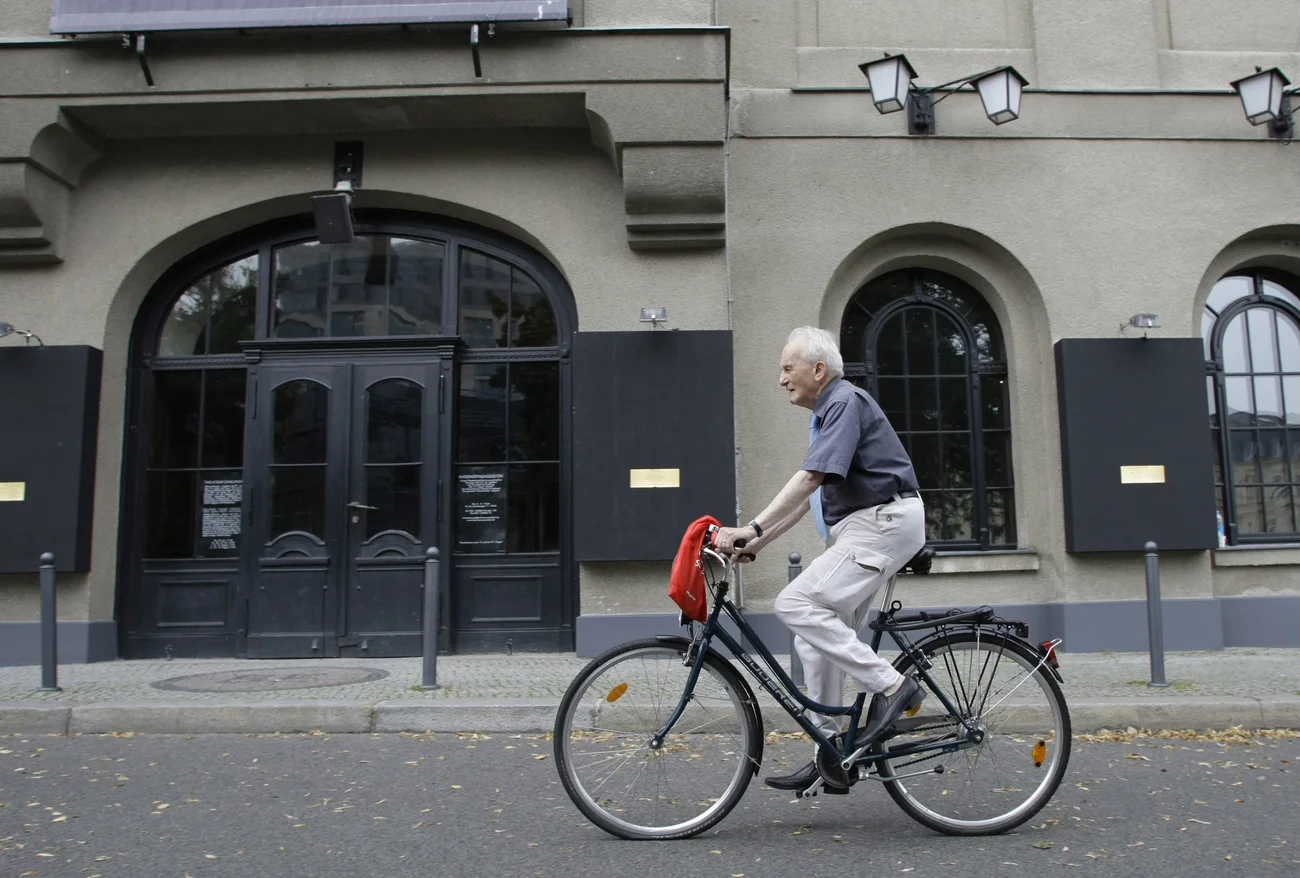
[0,730,1295,878]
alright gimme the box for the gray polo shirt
[802,377,919,526]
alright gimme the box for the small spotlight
[1129,313,1160,329]
[639,306,667,328]
[0,322,43,346]
[313,182,355,245]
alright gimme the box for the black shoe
[764,760,848,795]
[855,676,925,747]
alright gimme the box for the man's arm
[713,469,824,554]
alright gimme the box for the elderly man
[713,325,927,794]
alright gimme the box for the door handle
[347,501,378,510]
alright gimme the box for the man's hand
[713,524,759,557]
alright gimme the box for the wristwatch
[748,519,764,538]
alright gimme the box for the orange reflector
[1032,739,1047,767]
[606,683,629,703]
[1040,641,1060,669]
[905,704,923,718]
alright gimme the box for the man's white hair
[787,326,844,378]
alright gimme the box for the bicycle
[553,528,1071,840]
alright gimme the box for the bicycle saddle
[903,546,935,575]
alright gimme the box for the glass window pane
[1286,376,1300,426]
[270,465,326,540]
[941,433,973,488]
[273,241,329,338]
[988,489,1015,545]
[389,238,444,336]
[202,371,246,468]
[1221,314,1249,373]
[150,371,201,468]
[145,471,196,558]
[508,463,560,552]
[1248,308,1279,373]
[983,430,1013,488]
[459,249,510,347]
[1262,279,1300,310]
[1258,429,1289,502]
[1225,376,1253,420]
[874,314,905,375]
[939,378,970,430]
[273,380,328,465]
[366,464,420,539]
[907,378,938,431]
[1264,484,1295,534]
[206,255,258,354]
[876,377,906,427]
[935,313,967,374]
[328,237,389,337]
[909,434,941,489]
[1229,431,1261,484]
[1279,312,1300,372]
[939,491,974,541]
[981,374,1009,430]
[1255,376,1283,423]
[198,470,242,557]
[510,269,556,346]
[1234,485,1263,536]
[458,364,507,462]
[509,363,559,461]
[1207,275,1252,315]
[367,379,422,465]
[905,309,935,374]
[158,287,208,357]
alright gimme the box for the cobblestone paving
[1,649,1297,708]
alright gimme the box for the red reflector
[1040,641,1060,668]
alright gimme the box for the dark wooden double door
[242,346,448,658]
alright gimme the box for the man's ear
[813,361,827,381]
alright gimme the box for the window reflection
[159,255,257,356]
[842,268,1014,549]
[459,248,557,348]
[1205,272,1300,542]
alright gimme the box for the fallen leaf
[1033,841,1054,850]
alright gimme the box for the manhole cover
[153,667,389,693]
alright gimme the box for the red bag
[669,515,722,623]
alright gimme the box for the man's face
[779,342,826,410]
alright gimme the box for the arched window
[840,268,1015,549]
[1204,271,1300,543]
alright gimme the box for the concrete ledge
[0,703,71,735]
[931,550,1040,575]
[1066,697,1296,733]
[374,699,558,733]
[1212,544,1300,567]
[67,701,374,735]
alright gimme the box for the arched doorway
[118,213,577,658]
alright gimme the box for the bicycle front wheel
[876,630,1071,836]
[553,638,763,840]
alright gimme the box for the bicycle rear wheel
[875,630,1070,836]
[553,638,763,840]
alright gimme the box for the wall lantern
[1230,67,1294,139]
[859,53,1029,135]
[639,306,668,329]
[312,141,364,245]
[0,322,44,346]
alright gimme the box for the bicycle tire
[553,637,763,840]
[875,630,1071,836]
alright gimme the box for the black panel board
[573,331,735,561]
[0,346,102,572]
[1054,338,1216,553]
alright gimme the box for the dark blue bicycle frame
[653,581,979,768]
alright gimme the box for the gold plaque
[0,482,26,502]
[630,468,680,489]
[1120,465,1165,484]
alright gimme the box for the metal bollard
[788,552,805,690]
[420,547,441,690]
[39,553,60,693]
[1143,541,1169,688]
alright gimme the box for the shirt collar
[812,376,845,420]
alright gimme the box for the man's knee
[773,583,811,622]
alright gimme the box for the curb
[2,697,1299,736]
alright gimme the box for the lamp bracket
[122,33,155,87]
[469,21,496,79]
[1270,92,1295,140]
[907,90,936,136]
[333,141,363,190]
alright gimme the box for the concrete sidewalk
[1,647,1298,736]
